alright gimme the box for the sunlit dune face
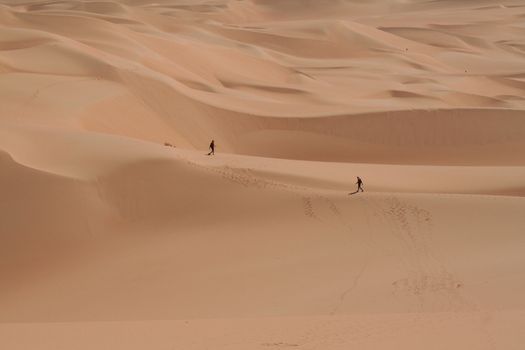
[0,1,524,349]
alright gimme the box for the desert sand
[1,0,525,349]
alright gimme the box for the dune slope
[1,0,525,349]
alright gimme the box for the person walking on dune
[356,176,364,193]
[207,139,215,156]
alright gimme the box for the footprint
[302,197,316,218]
[261,342,299,347]
[379,196,472,312]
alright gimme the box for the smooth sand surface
[1,0,525,349]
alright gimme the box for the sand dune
[1,0,525,349]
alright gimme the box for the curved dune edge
[1,0,525,349]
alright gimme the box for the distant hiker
[356,176,364,192]
[207,139,215,155]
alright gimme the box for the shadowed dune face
[1,1,525,349]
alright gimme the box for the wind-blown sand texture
[1,0,525,349]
